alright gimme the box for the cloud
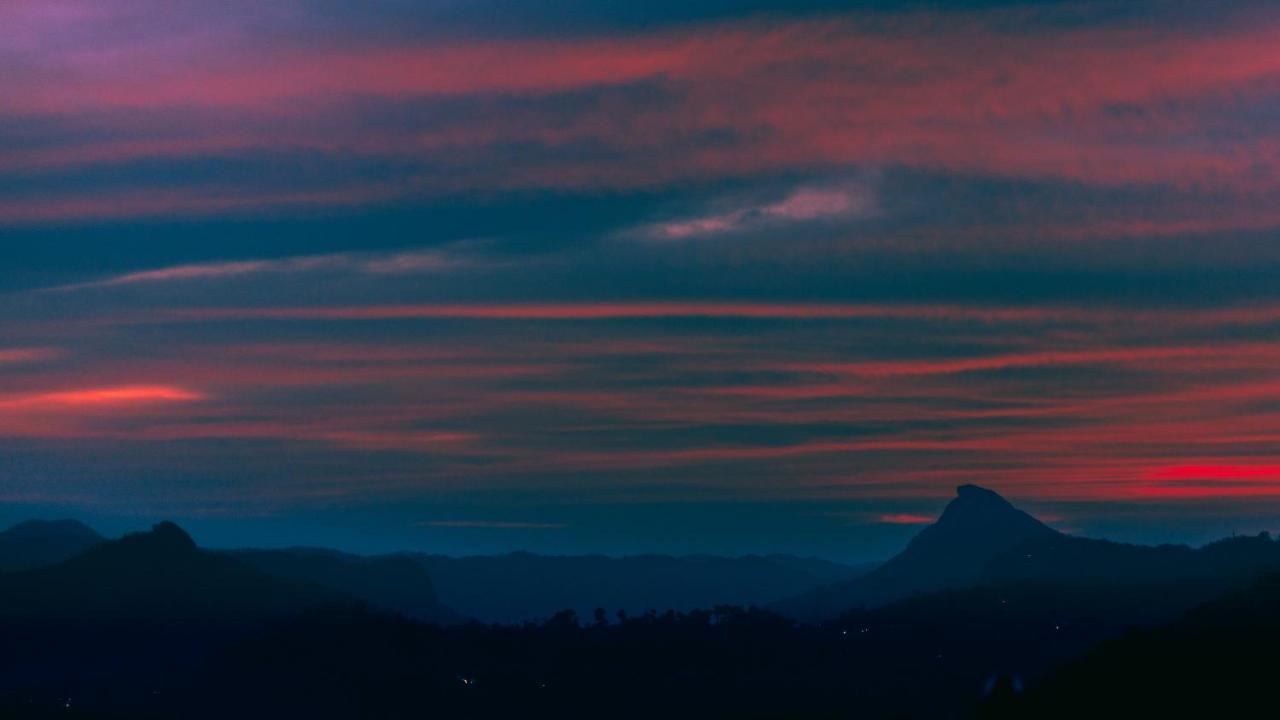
[7,291,1280,511]
[45,248,471,292]
[162,301,1101,324]
[638,180,878,240]
[788,345,1273,378]
[877,513,934,525]
[0,384,205,410]
[6,7,1280,224]
[0,347,60,365]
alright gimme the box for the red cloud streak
[5,9,1280,222]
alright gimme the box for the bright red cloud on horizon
[877,514,934,525]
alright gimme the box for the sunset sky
[4,0,1280,559]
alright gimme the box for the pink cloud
[7,293,1280,507]
[788,344,1280,378]
[46,249,470,291]
[0,384,205,410]
[643,182,877,239]
[6,10,1280,222]
[877,513,934,525]
[164,301,1103,324]
[0,347,60,365]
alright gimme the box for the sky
[3,0,1280,560]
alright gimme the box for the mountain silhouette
[230,547,463,625]
[413,551,870,624]
[0,518,103,572]
[779,485,1059,619]
[4,513,1280,719]
[0,521,362,713]
[0,521,356,624]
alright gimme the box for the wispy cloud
[0,384,205,410]
[876,513,934,525]
[637,181,878,240]
[0,347,61,365]
[822,511,937,526]
[8,7,1280,226]
[163,301,1098,324]
[44,248,471,292]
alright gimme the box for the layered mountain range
[3,486,1279,718]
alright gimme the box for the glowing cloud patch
[1146,465,1280,481]
[0,385,206,410]
[642,182,878,240]
[876,513,935,525]
[0,348,60,365]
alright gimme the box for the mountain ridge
[0,518,104,572]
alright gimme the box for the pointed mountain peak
[940,484,1019,519]
[151,521,196,545]
[118,521,198,555]
[774,485,1060,620]
[913,484,1056,546]
[955,484,1008,502]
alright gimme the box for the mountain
[229,547,463,625]
[0,518,102,572]
[6,514,1280,719]
[0,521,361,714]
[780,485,1059,620]
[0,521,356,624]
[414,551,871,624]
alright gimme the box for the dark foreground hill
[4,499,1280,719]
[0,522,359,716]
[0,519,102,572]
[974,570,1280,718]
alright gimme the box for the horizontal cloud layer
[5,0,1280,555]
[4,2,1280,224]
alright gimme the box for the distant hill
[230,547,463,625]
[0,518,102,572]
[414,551,871,624]
[779,485,1059,619]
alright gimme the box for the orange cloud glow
[0,385,205,410]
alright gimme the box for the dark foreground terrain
[2,486,1279,719]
